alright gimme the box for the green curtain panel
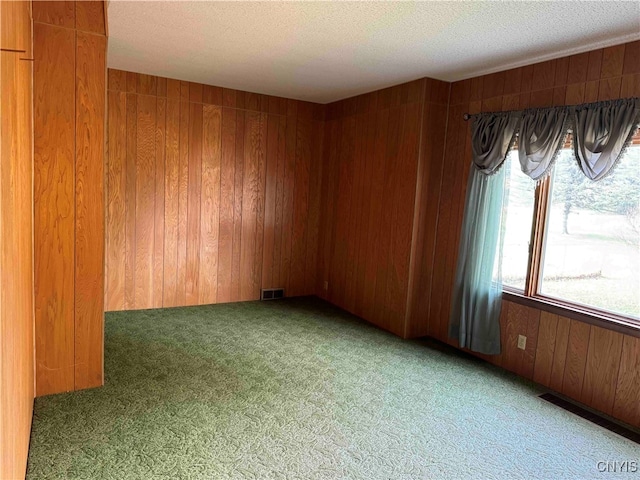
[449,166,506,355]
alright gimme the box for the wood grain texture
[134,94,157,309]
[106,70,320,310]
[34,22,76,396]
[105,91,126,311]
[562,320,591,402]
[154,98,166,308]
[163,98,180,307]
[74,30,106,390]
[612,336,640,427]
[186,103,202,305]
[582,326,623,415]
[33,0,75,28]
[1,2,34,477]
[125,93,137,309]
[231,108,244,302]
[34,1,107,397]
[533,311,559,386]
[75,0,105,34]
[240,112,267,300]
[317,80,429,337]
[217,107,236,303]
[418,41,640,426]
[199,105,222,304]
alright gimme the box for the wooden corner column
[33,0,107,396]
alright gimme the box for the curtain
[449,166,506,355]
[518,107,568,181]
[471,112,520,174]
[450,112,517,354]
[450,97,639,355]
[573,98,640,181]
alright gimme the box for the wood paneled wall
[417,40,640,426]
[0,2,34,478]
[33,0,107,396]
[317,41,639,427]
[105,70,323,310]
[490,301,640,427]
[316,79,449,337]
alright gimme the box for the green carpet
[27,297,638,479]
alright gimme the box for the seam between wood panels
[73,28,77,391]
[261,113,271,289]
[403,80,428,338]
[30,10,37,396]
[32,21,105,38]
[106,88,300,116]
[581,325,593,403]
[611,331,627,415]
[159,98,166,307]
[425,83,451,333]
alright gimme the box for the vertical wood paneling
[562,320,591,402]
[281,103,297,295]
[104,43,639,428]
[75,30,106,390]
[1,2,34,476]
[533,311,559,386]
[231,111,245,301]
[153,98,166,308]
[332,115,355,310]
[162,98,180,307]
[35,0,107,398]
[107,69,322,311]
[106,91,126,310]
[582,326,623,415]
[199,105,222,304]
[612,336,640,426]
[33,0,75,27]
[421,42,640,426]
[305,113,324,293]
[290,109,312,297]
[217,108,236,303]
[262,115,279,288]
[240,112,267,300]
[34,22,76,396]
[549,316,571,393]
[134,95,156,309]
[75,0,105,34]
[353,110,376,316]
[124,94,137,309]
[176,100,189,305]
[317,80,430,337]
[186,103,203,305]
[363,109,388,322]
[272,115,287,288]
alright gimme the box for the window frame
[502,154,640,337]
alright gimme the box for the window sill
[502,290,640,338]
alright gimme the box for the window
[501,152,535,291]
[501,134,640,322]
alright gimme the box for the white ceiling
[107,1,640,104]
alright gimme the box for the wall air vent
[261,288,284,301]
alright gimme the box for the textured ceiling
[107,1,640,104]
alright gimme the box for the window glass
[501,151,536,291]
[540,145,640,318]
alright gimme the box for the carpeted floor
[27,297,638,479]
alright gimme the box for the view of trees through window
[541,146,640,318]
[501,152,535,291]
[501,140,640,319]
